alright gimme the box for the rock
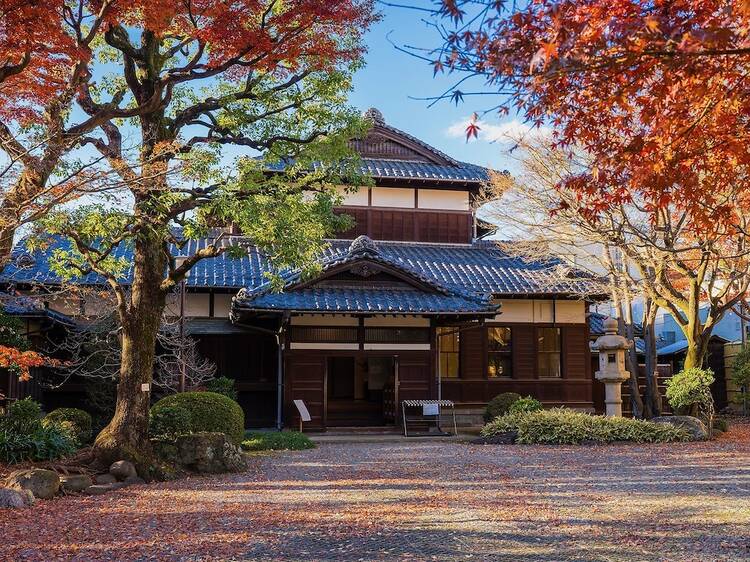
[123,475,145,486]
[4,469,60,500]
[153,432,248,474]
[651,415,709,441]
[95,473,118,485]
[470,431,518,445]
[109,460,137,481]
[0,488,34,508]
[84,482,127,496]
[60,474,94,493]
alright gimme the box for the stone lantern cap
[593,318,632,351]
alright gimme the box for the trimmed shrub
[481,408,689,444]
[149,405,192,439]
[666,368,715,415]
[205,377,238,400]
[483,392,522,422]
[43,408,92,444]
[509,396,543,415]
[150,391,244,444]
[731,344,750,394]
[241,431,315,452]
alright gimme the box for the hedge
[150,391,244,444]
[481,408,690,444]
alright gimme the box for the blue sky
[348,5,524,173]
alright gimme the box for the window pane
[539,353,561,378]
[537,327,561,352]
[488,354,512,378]
[438,327,459,378]
[487,327,512,378]
[488,327,512,351]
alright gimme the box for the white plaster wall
[213,294,233,318]
[418,189,470,211]
[334,185,368,206]
[491,299,585,323]
[165,293,210,317]
[555,300,585,323]
[371,187,415,208]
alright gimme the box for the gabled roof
[264,108,492,185]
[234,236,497,315]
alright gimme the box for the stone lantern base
[595,373,629,417]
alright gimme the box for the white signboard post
[293,399,311,432]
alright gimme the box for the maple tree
[11,0,377,468]
[424,0,750,228]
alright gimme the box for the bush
[0,420,77,464]
[484,392,522,422]
[481,408,690,444]
[204,377,238,400]
[150,391,244,444]
[241,431,315,452]
[149,405,192,439]
[666,368,715,420]
[714,418,729,433]
[509,396,543,414]
[43,408,92,444]
[4,397,42,434]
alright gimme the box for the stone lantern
[594,318,632,417]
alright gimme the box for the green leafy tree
[27,1,376,468]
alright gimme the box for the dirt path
[2,425,749,561]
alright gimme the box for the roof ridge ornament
[348,235,379,256]
[363,107,385,126]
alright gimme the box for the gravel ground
[2,424,749,562]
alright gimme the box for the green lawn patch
[241,430,316,452]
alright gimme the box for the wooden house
[1,109,600,429]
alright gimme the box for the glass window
[487,327,512,378]
[437,327,459,378]
[537,327,562,378]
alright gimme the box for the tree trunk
[93,231,167,473]
[0,169,46,265]
[621,286,644,418]
[642,297,661,418]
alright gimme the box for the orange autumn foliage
[0,344,60,382]
[437,0,750,229]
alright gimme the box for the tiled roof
[242,287,494,315]
[264,157,489,184]
[1,234,599,299]
[235,235,498,315]
[2,295,75,325]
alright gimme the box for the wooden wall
[337,206,473,244]
[442,323,593,409]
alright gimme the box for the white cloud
[445,118,552,144]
